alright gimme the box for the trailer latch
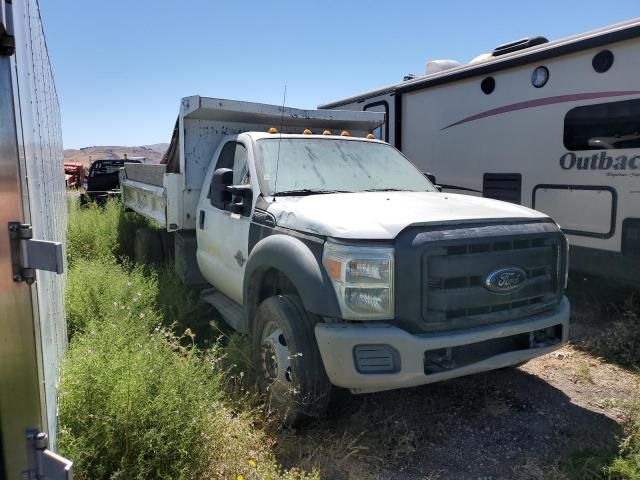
[25,429,74,480]
[9,222,64,284]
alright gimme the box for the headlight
[322,242,394,320]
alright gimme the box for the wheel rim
[260,320,293,388]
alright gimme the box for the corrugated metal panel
[0,0,66,473]
[10,0,66,453]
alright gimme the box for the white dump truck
[121,95,570,423]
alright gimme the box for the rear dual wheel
[252,295,332,426]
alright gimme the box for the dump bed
[121,95,384,231]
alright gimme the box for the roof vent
[492,36,548,56]
[469,52,493,64]
[425,59,462,75]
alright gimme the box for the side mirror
[424,172,437,184]
[211,168,233,209]
[424,172,442,192]
[226,184,253,216]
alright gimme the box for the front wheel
[252,295,332,426]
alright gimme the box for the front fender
[244,234,341,327]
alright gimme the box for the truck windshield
[256,138,436,196]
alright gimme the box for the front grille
[394,220,566,333]
[424,237,560,327]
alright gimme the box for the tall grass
[65,260,158,337]
[60,199,317,480]
[605,403,640,479]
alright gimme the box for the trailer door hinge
[9,222,64,284]
[25,430,74,480]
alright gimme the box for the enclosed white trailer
[320,18,640,285]
[0,0,71,478]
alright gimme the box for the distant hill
[64,143,169,167]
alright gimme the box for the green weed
[60,199,318,480]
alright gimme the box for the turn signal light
[303,128,312,135]
[268,127,278,134]
[323,258,342,280]
[366,133,375,139]
[340,130,350,136]
[322,130,332,135]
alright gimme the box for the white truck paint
[320,18,640,286]
[122,96,570,422]
[268,190,548,239]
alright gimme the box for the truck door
[196,138,253,304]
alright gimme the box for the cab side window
[231,145,249,185]
[364,102,388,142]
[209,142,248,202]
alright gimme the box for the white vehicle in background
[122,95,570,424]
[0,0,72,478]
[320,18,640,286]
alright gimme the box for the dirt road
[275,344,639,479]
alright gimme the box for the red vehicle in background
[64,162,85,189]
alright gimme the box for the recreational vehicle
[320,18,640,286]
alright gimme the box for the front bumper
[315,296,570,393]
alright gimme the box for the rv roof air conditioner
[492,36,549,56]
[425,59,462,75]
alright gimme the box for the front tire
[252,295,332,426]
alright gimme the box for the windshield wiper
[272,189,353,197]
[362,188,412,192]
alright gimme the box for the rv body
[320,18,640,285]
[122,95,569,423]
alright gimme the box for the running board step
[201,288,246,333]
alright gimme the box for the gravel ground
[275,346,639,480]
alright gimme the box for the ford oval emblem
[484,267,527,293]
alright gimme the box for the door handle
[199,210,205,229]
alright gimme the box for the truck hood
[266,192,549,239]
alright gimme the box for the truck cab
[82,158,141,204]
[121,96,570,424]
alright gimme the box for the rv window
[483,173,522,204]
[564,98,640,150]
[364,102,388,141]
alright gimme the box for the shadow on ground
[275,366,623,480]
[567,274,639,370]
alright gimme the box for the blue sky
[41,1,638,149]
